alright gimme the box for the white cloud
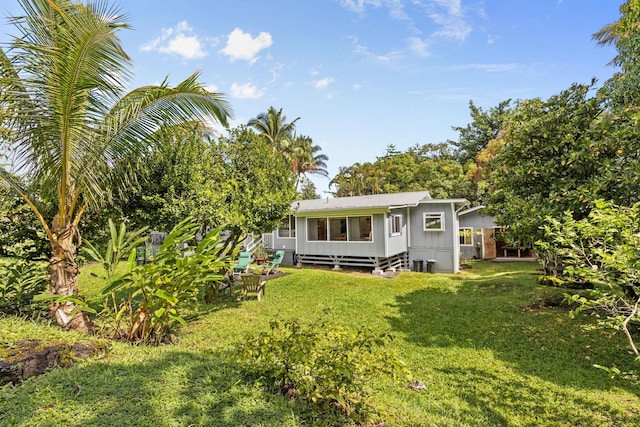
[230,82,264,99]
[408,37,429,57]
[351,37,403,63]
[203,84,219,92]
[427,0,471,41]
[353,83,363,90]
[341,1,473,43]
[340,0,381,13]
[222,28,272,62]
[448,63,519,73]
[141,21,209,59]
[313,77,335,89]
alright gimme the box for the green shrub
[230,313,410,425]
[539,200,640,357]
[83,219,148,278]
[103,218,235,344]
[0,258,49,318]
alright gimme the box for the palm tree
[0,0,231,332]
[247,106,299,150]
[592,0,640,67]
[289,134,329,190]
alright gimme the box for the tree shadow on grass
[387,271,640,395]
[434,366,634,426]
[0,348,293,426]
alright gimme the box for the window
[307,218,327,241]
[390,214,402,235]
[277,215,296,238]
[349,216,372,241]
[306,215,372,242]
[329,217,347,241]
[423,212,444,231]
[459,227,473,245]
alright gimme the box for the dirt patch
[0,339,108,385]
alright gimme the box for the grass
[1,260,639,426]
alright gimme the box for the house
[264,191,469,274]
[458,205,498,260]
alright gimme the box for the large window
[329,217,347,241]
[459,227,473,245]
[423,212,444,231]
[350,216,372,241]
[278,215,296,238]
[390,214,402,235]
[307,216,372,242]
[307,218,327,241]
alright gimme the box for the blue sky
[0,1,621,194]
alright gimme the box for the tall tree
[452,99,512,165]
[297,176,320,200]
[214,126,296,234]
[0,0,231,332]
[484,82,640,272]
[593,0,640,109]
[247,106,299,150]
[329,143,472,199]
[290,134,329,190]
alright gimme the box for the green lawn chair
[256,250,284,275]
[233,252,252,278]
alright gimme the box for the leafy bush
[103,218,235,344]
[83,219,148,278]
[0,181,50,261]
[0,258,49,318]
[230,313,410,424]
[539,200,640,357]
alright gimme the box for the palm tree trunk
[48,220,93,333]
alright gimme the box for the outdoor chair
[240,273,266,301]
[233,251,252,278]
[255,250,284,275]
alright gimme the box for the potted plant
[254,243,267,265]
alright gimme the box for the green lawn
[1,261,639,426]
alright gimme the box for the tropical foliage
[103,218,234,344]
[0,175,49,260]
[214,126,297,234]
[0,257,48,318]
[82,219,148,279]
[330,143,474,200]
[539,201,640,357]
[0,0,230,331]
[248,106,328,195]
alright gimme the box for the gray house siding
[386,208,409,257]
[407,202,460,273]
[295,213,384,258]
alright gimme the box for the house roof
[459,205,486,216]
[293,191,433,214]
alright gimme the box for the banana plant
[83,220,149,278]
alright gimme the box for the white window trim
[390,214,402,236]
[459,226,473,246]
[305,215,373,243]
[423,212,445,231]
[277,215,296,239]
